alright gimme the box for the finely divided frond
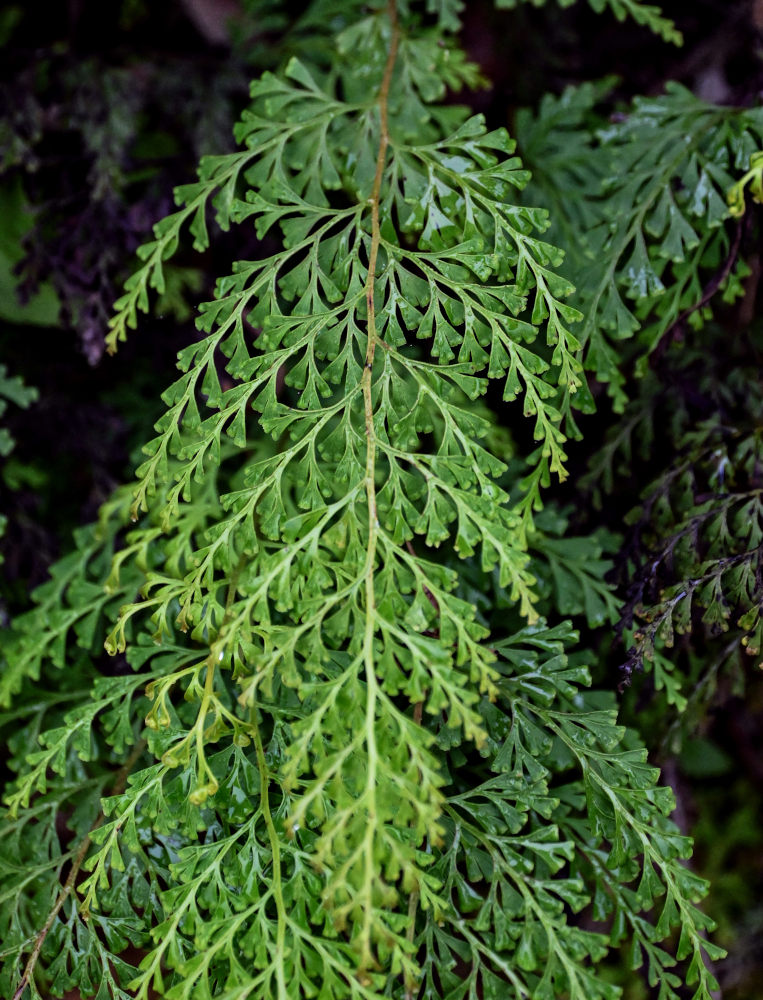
[0,3,726,999]
[520,82,763,407]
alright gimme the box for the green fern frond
[0,364,37,556]
[520,82,763,407]
[495,0,681,46]
[0,3,728,999]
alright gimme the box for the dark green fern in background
[1,1,763,998]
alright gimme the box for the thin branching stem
[12,739,147,1000]
[358,0,400,970]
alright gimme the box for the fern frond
[0,3,728,999]
[520,82,763,407]
[495,0,681,46]
[0,364,37,558]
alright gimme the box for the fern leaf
[0,3,726,999]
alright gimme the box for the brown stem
[353,0,402,970]
[653,218,744,364]
[360,0,399,546]
[12,739,147,1000]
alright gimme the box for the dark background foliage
[2,1,763,996]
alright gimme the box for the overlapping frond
[519,82,763,407]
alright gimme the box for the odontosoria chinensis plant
[0,2,727,998]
